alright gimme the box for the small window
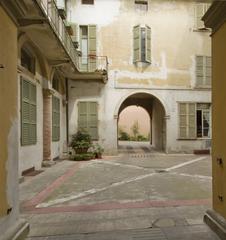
[135,0,148,12]
[21,48,35,74]
[133,25,151,63]
[82,0,94,5]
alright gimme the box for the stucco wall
[68,0,212,153]
[212,22,226,219]
[0,4,20,232]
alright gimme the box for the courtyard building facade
[0,0,217,239]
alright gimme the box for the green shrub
[70,131,92,153]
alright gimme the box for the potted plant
[91,143,104,159]
[70,131,92,154]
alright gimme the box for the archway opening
[118,106,151,146]
[117,92,166,152]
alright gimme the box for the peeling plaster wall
[68,0,212,153]
[0,5,20,233]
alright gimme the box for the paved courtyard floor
[20,142,219,239]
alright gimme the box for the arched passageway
[117,93,166,152]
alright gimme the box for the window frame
[195,55,212,88]
[178,102,211,140]
[133,25,151,64]
[20,77,37,146]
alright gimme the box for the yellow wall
[99,0,211,87]
[0,6,17,216]
[212,22,226,219]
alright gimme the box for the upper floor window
[196,56,211,87]
[135,0,148,12]
[21,48,35,74]
[195,3,211,30]
[133,25,151,63]
[79,25,97,72]
[82,0,94,5]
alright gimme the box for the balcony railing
[36,0,79,70]
[78,55,109,74]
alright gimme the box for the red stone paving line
[22,162,81,208]
[23,198,211,214]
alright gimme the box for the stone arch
[115,91,168,152]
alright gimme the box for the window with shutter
[21,77,37,145]
[133,25,151,64]
[179,102,211,139]
[78,102,98,140]
[196,56,212,87]
[195,3,211,30]
[179,103,196,139]
[79,25,97,72]
[88,25,97,72]
[52,96,60,141]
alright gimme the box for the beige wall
[212,22,226,219]
[0,6,17,217]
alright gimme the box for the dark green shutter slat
[88,25,97,72]
[52,96,60,141]
[21,78,37,145]
[133,25,140,62]
[146,25,151,63]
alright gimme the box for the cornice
[203,1,226,34]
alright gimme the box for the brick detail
[43,89,53,161]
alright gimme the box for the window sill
[177,138,211,141]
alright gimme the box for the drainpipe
[66,78,69,145]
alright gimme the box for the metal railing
[78,55,109,74]
[36,0,79,70]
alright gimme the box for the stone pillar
[42,89,54,166]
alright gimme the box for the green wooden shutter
[21,78,37,145]
[145,25,151,63]
[78,102,88,132]
[52,96,60,141]
[133,25,141,63]
[188,103,196,139]
[88,25,97,72]
[88,102,98,140]
[29,83,37,144]
[179,103,187,139]
[205,56,211,86]
[196,56,204,86]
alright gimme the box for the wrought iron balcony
[35,0,80,70]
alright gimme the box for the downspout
[66,78,69,144]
